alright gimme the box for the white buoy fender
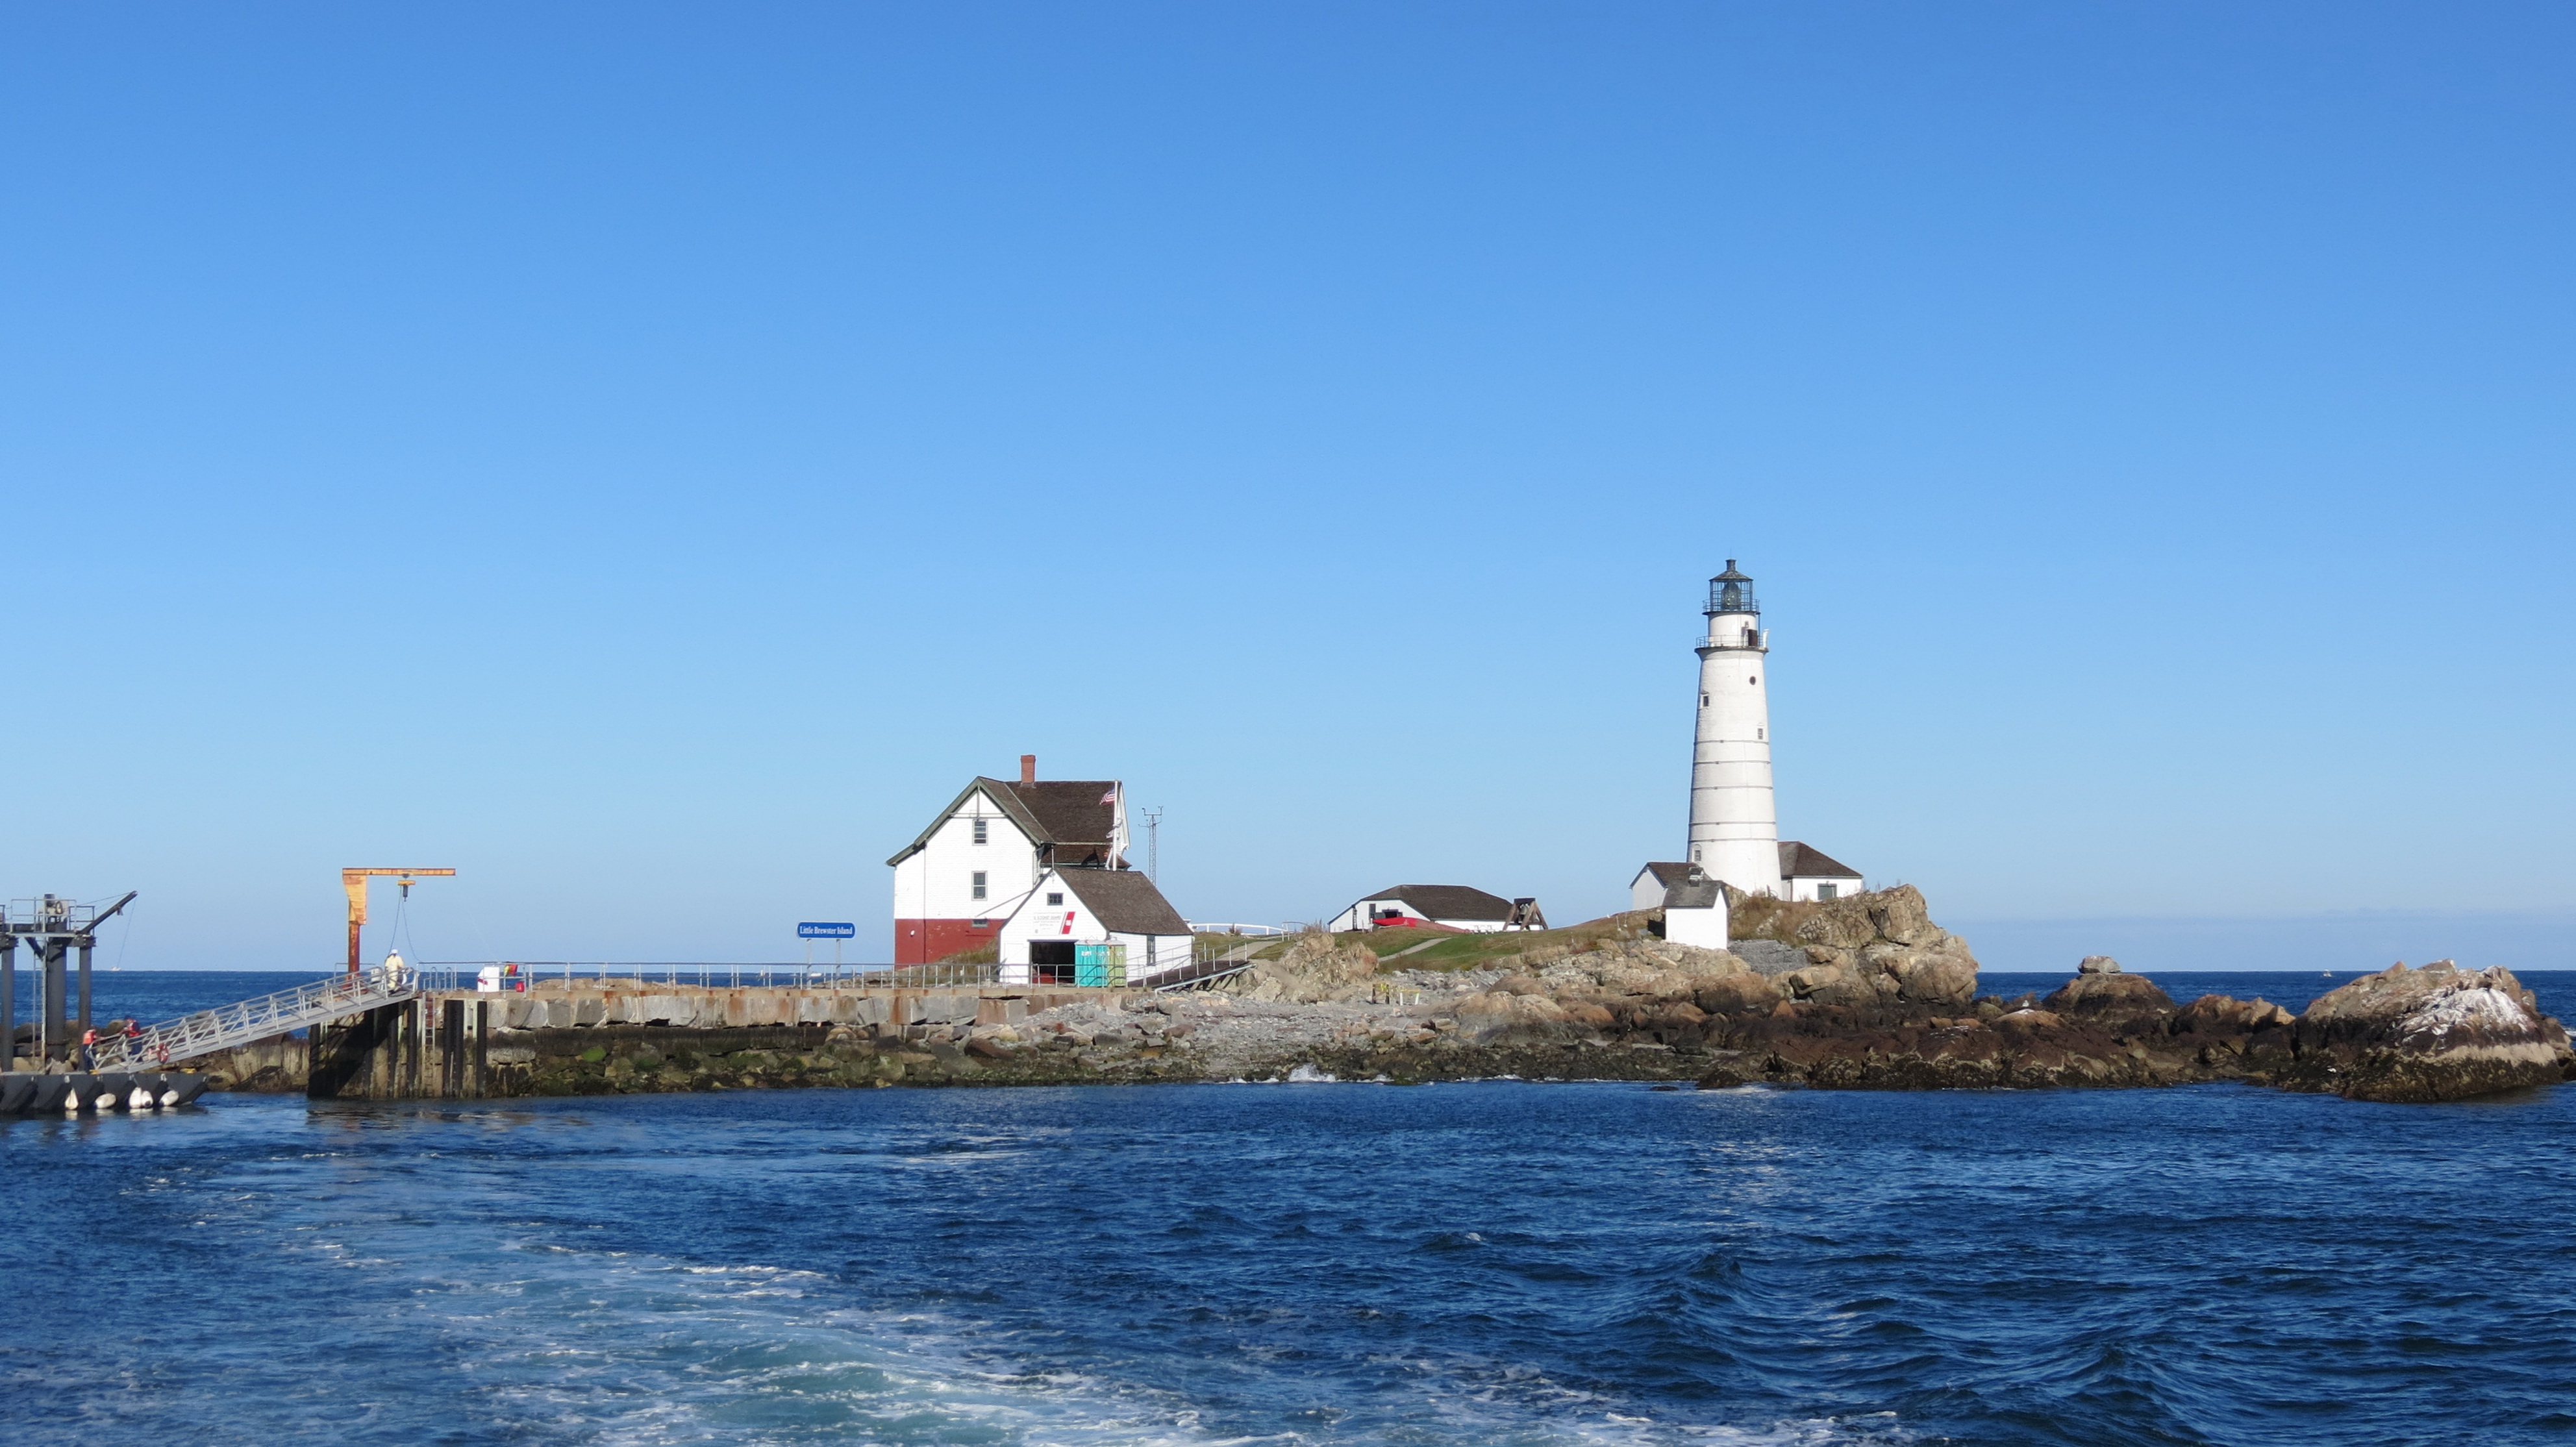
[129,1086,155,1110]
[159,1089,182,1107]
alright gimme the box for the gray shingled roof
[886,776,1119,867]
[1664,876,1725,909]
[1636,861,1695,888]
[997,780,1118,851]
[1054,867,1192,936]
[1777,841,1860,879]
[1359,884,1516,922]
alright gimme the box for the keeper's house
[999,867,1195,985]
[1325,884,1542,934]
[887,755,1129,964]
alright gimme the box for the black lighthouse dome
[1705,560,1759,617]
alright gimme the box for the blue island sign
[797,922,857,939]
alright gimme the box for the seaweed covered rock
[2276,961,2571,1103]
[1698,995,2218,1091]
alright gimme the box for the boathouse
[998,867,1194,985]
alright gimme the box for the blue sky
[4,3,2570,972]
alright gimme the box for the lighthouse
[1688,561,1784,897]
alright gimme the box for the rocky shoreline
[419,887,2570,1105]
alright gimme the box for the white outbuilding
[1634,843,1863,909]
[1629,862,1697,913]
[1325,885,1538,934]
[1777,842,1862,902]
[999,867,1195,986]
[1658,872,1730,950]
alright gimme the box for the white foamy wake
[329,1231,1922,1447]
[188,1123,1921,1447]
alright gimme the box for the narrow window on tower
[972,819,988,845]
[971,872,988,900]
[1758,728,1764,739]
[1702,694,1709,705]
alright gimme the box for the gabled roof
[1049,867,1192,937]
[1001,780,1119,852]
[887,776,1119,867]
[1778,841,1861,879]
[1664,876,1725,910]
[1632,861,1696,889]
[1358,884,1515,922]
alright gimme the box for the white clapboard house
[886,755,1126,964]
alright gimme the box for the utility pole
[1144,808,1164,882]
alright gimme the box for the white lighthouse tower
[1688,561,1783,897]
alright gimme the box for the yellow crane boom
[342,867,456,974]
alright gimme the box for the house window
[972,819,988,845]
[971,872,988,900]
[1046,892,1064,906]
[970,918,990,928]
[1818,884,1838,901]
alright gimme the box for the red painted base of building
[894,917,1003,965]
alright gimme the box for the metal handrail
[86,965,421,1070]
[412,961,1005,992]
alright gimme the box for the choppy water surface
[7,1056,2575,1446]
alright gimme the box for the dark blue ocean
[5,971,2573,1446]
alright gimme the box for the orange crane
[342,867,456,974]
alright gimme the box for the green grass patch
[1351,912,1662,972]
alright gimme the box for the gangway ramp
[86,967,421,1070]
[1135,932,1281,992]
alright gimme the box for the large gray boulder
[1778,886,1980,1011]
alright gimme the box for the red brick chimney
[1019,754,1037,784]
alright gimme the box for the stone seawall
[305,983,1136,1100]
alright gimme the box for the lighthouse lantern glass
[1705,563,1759,617]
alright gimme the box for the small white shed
[1660,872,1730,950]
